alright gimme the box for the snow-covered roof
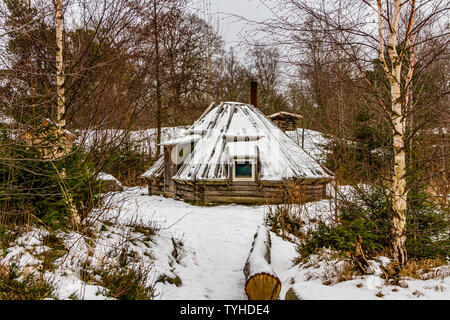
[160,134,201,146]
[170,102,332,181]
[285,129,329,161]
[226,141,258,159]
[97,172,120,182]
[268,111,303,120]
[141,156,164,179]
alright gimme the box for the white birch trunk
[377,0,409,266]
[55,0,79,224]
[153,0,162,155]
[56,0,65,137]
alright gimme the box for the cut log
[244,226,281,300]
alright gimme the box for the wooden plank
[204,184,284,192]
[176,185,195,192]
[177,189,195,196]
[178,192,195,201]
[204,190,277,197]
[204,185,260,192]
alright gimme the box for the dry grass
[265,183,310,241]
[156,274,182,287]
[0,263,55,300]
[38,234,68,272]
[171,236,187,265]
[320,259,358,285]
[298,249,358,285]
[399,258,448,279]
[96,264,155,300]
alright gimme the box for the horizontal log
[204,190,280,197]
[173,178,331,186]
[177,190,195,199]
[176,185,195,192]
[203,187,324,197]
[204,196,269,204]
[151,182,164,188]
[204,185,284,193]
[244,226,281,300]
[204,185,260,192]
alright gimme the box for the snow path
[113,187,276,300]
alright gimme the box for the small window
[233,159,255,181]
[235,161,252,178]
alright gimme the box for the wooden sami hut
[141,102,334,205]
[267,111,303,132]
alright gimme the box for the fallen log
[243,225,281,300]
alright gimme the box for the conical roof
[166,102,332,182]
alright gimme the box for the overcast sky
[193,0,275,50]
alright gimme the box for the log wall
[148,176,330,205]
[146,179,330,205]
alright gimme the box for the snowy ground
[107,187,266,299]
[101,187,450,300]
[2,186,449,300]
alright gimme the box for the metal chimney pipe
[250,80,258,108]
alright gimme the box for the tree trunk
[387,0,408,266]
[153,0,162,155]
[377,0,409,266]
[391,85,408,266]
[56,0,65,137]
[55,0,79,224]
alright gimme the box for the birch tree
[55,0,64,137]
[54,0,80,224]
[152,0,163,154]
[375,0,410,266]
[259,0,449,267]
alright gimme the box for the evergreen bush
[297,185,449,263]
[0,130,103,228]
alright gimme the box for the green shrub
[92,135,153,186]
[0,131,103,227]
[297,185,449,263]
[406,188,450,260]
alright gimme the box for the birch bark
[377,0,410,266]
[153,0,162,155]
[56,0,65,136]
[55,0,80,224]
